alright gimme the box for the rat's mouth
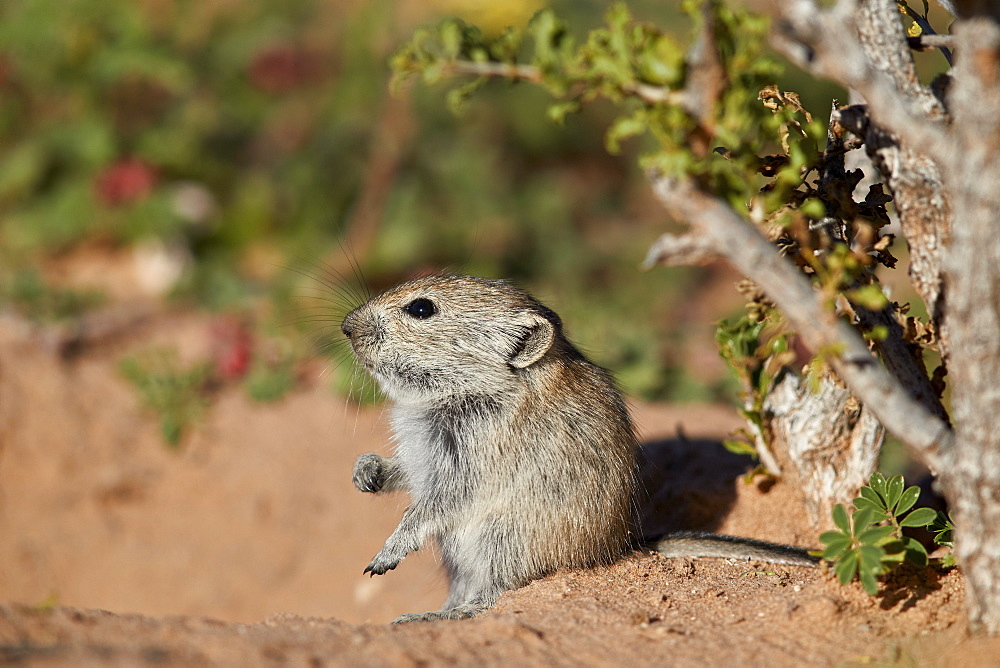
[352,350,383,379]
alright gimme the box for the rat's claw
[353,453,386,493]
[364,552,400,576]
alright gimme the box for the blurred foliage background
[2,0,940,403]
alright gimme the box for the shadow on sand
[636,434,757,539]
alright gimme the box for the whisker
[283,253,361,305]
[338,239,371,302]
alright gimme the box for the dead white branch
[444,61,684,106]
[646,174,953,470]
[937,17,1000,635]
[765,371,884,526]
[642,233,720,266]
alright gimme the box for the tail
[647,531,819,567]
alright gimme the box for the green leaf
[852,506,879,534]
[880,550,906,565]
[895,486,920,516]
[933,531,954,547]
[605,111,648,154]
[881,539,906,556]
[819,530,848,545]
[859,567,879,595]
[858,525,895,546]
[819,533,851,561]
[439,19,463,60]
[869,472,887,500]
[846,284,889,311]
[547,99,582,124]
[904,537,929,567]
[832,504,850,535]
[489,26,522,63]
[885,475,904,512]
[421,61,445,85]
[722,439,758,457]
[635,34,684,87]
[799,198,825,219]
[446,77,489,115]
[930,511,955,547]
[853,496,884,515]
[858,486,887,510]
[859,544,885,572]
[835,549,859,585]
[528,9,572,70]
[865,325,890,342]
[900,507,938,528]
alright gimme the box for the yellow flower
[426,0,545,35]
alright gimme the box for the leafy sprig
[391,2,826,215]
[716,312,791,464]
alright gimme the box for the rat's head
[341,275,563,403]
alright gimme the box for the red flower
[210,318,254,381]
[94,158,158,206]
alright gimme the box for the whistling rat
[341,275,815,623]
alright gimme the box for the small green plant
[819,473,949,594]
[715,312,791,462]
[928,510,956,567]
[0,270,105,323]
[119,349,211,448]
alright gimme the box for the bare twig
[907,33,956,52]
[900,4,954,64]
[444,60,684,106]
[681,2,727,134]
[445,61,543,83]
[646,174,953,470]
[642,233,720,266]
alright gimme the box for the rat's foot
[391,603,487,624]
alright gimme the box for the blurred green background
[0,0,948,403]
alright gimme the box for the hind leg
[390,521,518,624]
[390,563,500,624]
[391,597,491,624]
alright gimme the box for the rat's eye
[402,297,436,319]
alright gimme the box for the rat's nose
[341,321,354,338]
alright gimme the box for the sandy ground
[1,292,998,666]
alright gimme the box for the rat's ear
[509,312,555,369]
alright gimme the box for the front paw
[353,453,386,493]
[363,545,405,576]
